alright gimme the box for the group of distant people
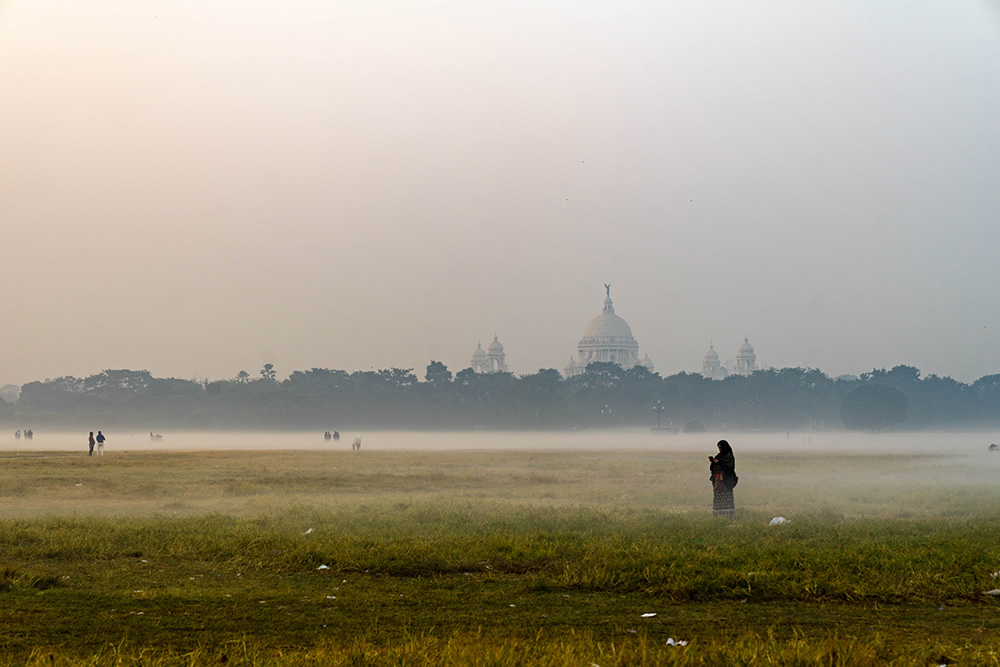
[14,429,33,440]
[323,430,363,451]
[87,430,106,456]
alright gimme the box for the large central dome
[564,285,651,376]
[580,296,636,342]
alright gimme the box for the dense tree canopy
[5,363,999,432]
[840,384,908,432]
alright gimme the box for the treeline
[2,363,999,432]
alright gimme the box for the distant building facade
[564,285,653,377]
[702,336,758,379]
[735,336,757,375]
[702,343,727,380]
[470,335,508,373]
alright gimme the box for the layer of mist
[4,429,999,456]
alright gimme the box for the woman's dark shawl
[714,450,737,490]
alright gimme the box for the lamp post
[653,400,664,430]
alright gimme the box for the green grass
[0,447,998,664]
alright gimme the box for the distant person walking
[88,432,96,456]
[709,439,738,518]
[352,435,362,451]
[96,431,106,456]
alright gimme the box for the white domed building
[470,342,487,373]
[702,343,727,380]
[735,336,757,376]
[470,335,508,373]
[564,285,653,377]
[701,336,758,379]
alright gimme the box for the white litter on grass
[666,638,688,646]
[303,528,314,535]
[326,596,336,600]
[75,483,82,487]
[641,613,656,617]
[769,517,789,525]
[991,571,999,579]
[317,565,330,570]
[983,589,1000,596]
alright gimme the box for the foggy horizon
[2,2,999,387]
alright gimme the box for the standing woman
[709,439,738,518]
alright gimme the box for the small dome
[640,353,654,372]
[488,335,504,354]
[738,336,754,355]
[471,343,486,361]
[705,344,719,361]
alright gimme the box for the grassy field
[0,442,999,664]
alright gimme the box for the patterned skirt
[713,488,735,517]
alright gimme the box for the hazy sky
[2,1,999,386]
